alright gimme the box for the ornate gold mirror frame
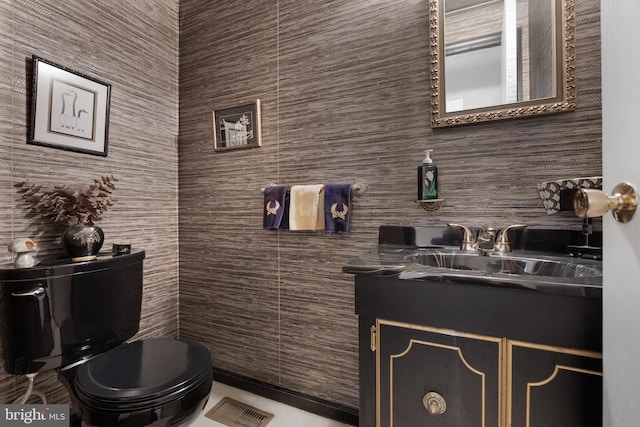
[429,0,576,128]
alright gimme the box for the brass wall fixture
[260,179,369,197]
[423,392,447,415]
[574,182,638,223]
[415,198,445,211]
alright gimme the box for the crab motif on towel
[330,203,349,220]
[265,200,281,215]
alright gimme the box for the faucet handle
[494,224,527,253]
[447,223,476,251]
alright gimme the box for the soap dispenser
[418,149,438,200]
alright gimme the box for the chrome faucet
[447,224,527,254]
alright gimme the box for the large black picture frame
[30,56,111,157]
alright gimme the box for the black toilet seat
[74,338,211,411]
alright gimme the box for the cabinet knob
[423,392,446,415]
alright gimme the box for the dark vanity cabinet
[355,275,602,427]
[508,342,602,427]
[376,320,502,426]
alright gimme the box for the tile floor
[191,381,354,427]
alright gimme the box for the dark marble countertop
[343,226,602,298]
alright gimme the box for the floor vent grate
[205,397,274,427]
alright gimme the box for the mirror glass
[429,0,576,127]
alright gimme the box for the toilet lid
[74,338,211,407]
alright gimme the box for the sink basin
[391,248,602,292]
[403,251,602,280]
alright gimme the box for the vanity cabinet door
[508,341,602,427]
[376,319,503,427]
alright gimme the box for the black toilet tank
[0,251,145,375]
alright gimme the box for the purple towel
[280,190,290,230]
[324,183,351,234]
[263,185,287,230]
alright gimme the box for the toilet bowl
[0,251,212,427]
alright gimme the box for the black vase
[62,225,104,262]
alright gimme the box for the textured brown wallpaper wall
[0,0,600,413]
[179,0,601,410]
[0,0,179,404]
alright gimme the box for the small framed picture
[29,56,111,156]
[212,99,262,151]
